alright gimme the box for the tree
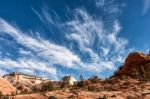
[80,75,84,81]
[42,83,55,91]
[89,75,99,83]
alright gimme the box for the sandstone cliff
[115,52,150,80]
[0,77,16,95]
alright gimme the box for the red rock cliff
[116,52,150,80]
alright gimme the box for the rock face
[116,52,150,80]
[125,52,150,65]
[61,76,77,85]
[0,77,16,95]
[3,72,43,84]
[3,72,47,94]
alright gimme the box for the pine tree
[80,75,84,81]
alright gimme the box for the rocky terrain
[0,77,16,95]
[0,52,150,99]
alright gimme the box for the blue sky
[0,0,150,80]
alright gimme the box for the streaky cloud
[143,0,150,15]
[32,6,130,75]
[0,0,132,79]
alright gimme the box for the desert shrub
[60,82,65,88]
[42,83,55,91]
[77,81,84,87]
[0,91,3,98]
[89,76,99,83]
[31,86,40,93]
[69,87,77,93]
[143,77,150,82]
[60,82,71,89]
[48,96,57,99]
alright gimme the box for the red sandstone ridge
[115,52,150,80]
[125,52,150,65]
[0,77,16,95]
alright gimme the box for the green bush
[42,83,55,91]
[31,86,39,93]
[48,96,57,99]
[89,76,99,83]
[77,81,84,87]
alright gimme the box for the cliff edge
[115,52,150,80]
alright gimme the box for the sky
[0,0,150,80]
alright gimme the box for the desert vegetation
[0,52,150,99]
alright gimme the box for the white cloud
[0,69,8,76]
[95,0,105,7]
[0,0,131,79]
[113,20,121,34]
[95,0,123,15]
[31,7,45,23]
[0,16,118,76]
[143,0,150,15]
[100,47,110,56]
[0,58,57,79]
[0,18,80,68]
[17,68,34,74]
[0,18,83,79]
[30,1,130,75]
[65,9,127,57]
[0,59,29,68]
[19,48,32,55]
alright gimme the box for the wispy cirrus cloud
[0,58,57,79]
[0,18,80,68]
[95,0,105,7]
[95,0,124,15]
[0,0,131,79]
[31,1,129,78]
[0,18,81,79]
[143,0,150,15]
[64,9,127,69]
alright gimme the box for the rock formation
[0,77,16,95]
[0,51,150,98]
[115,52,150,80]
[61,76,77,85]
[3,72,44,84]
